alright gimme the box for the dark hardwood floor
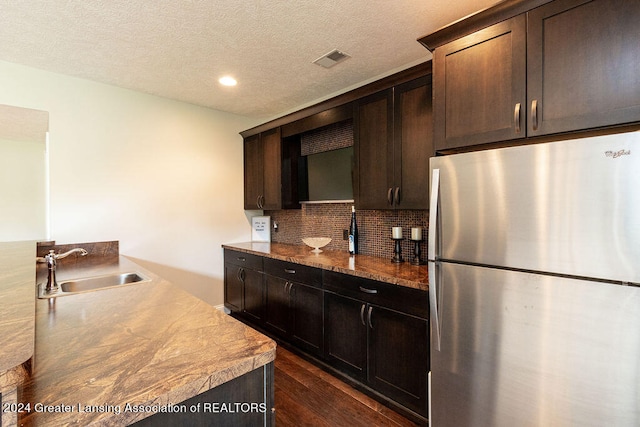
[274,346,419,427]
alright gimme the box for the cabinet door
[368,305,429,417]
[243,268,264,324]
[243,134,263,209]
[527,0,640,136]
[223,263,243,313]
[433,15,526,150]
[393,77,433,209]
[324,292,367,381]
[290,282,324,356]
[261,128,282,210]
[354,89,394,209]
[264,274,290,337]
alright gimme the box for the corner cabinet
[354,75,433,210]
[429,0,640,151]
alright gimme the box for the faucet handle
[36,250,56,263]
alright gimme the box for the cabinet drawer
[224,249,263,270]
[323,270,428,319]
[263,258,322,288]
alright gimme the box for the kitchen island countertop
[223,242,428,291]
[14,252,275,426]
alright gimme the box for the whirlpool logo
[605,149,631,158]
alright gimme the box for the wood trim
[240,62,432,138]
[281,104,352,138]
[417,0,553,51]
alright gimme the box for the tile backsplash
[300,120,353,155]
[267,203,428,261]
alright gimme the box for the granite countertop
[0,241,36,392]
[16,254,275,426]
[222,242,428,291]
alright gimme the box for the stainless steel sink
[38,272,151,299]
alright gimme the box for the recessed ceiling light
[219,76,237,86]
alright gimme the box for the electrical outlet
[343,229,349,240]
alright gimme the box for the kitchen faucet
[37,248,88,292]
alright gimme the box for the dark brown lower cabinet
[223,249,263,321]
[368,304,429,418]
[264,260,324,357]
[242,268,264,323]
[223,262,244,313]
[289,281,324,355]
[324,292,368,381]
[324,291,429,418]
[323,270,429,421]
[264,274,290,336]
[223,250,429,423]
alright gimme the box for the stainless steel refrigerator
[427,131,640,427]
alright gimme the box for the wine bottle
[348,206,358,255]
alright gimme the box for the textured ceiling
[0,1,498,120]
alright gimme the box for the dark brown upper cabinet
[527,0,640,136]
[354,76,433,210]
[243,128,280,210]
[243,128,302,210]
[423,0,640,152]
[433,15,526,150]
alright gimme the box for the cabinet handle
[531,100,538,131]
[514,103,521,133]
[387,188,394,206]
[360,304,366,326]
[284,268,296,274]
[394,187,401,206]
[237,257,246,262]
[359,286,378,294]
[367,306,373,329]
[288,282,294,296]
[237,268,245,282]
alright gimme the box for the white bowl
[302,237,332,253]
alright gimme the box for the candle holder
[411,239,426,265]
[391,238,404,263]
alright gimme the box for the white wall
[0,137,47,240]
[0,60,259,306]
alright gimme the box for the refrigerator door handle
[429,261,441,351]
[428,167,442,351]
[428,168,440,262]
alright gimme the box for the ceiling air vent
[313,49,351,68]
